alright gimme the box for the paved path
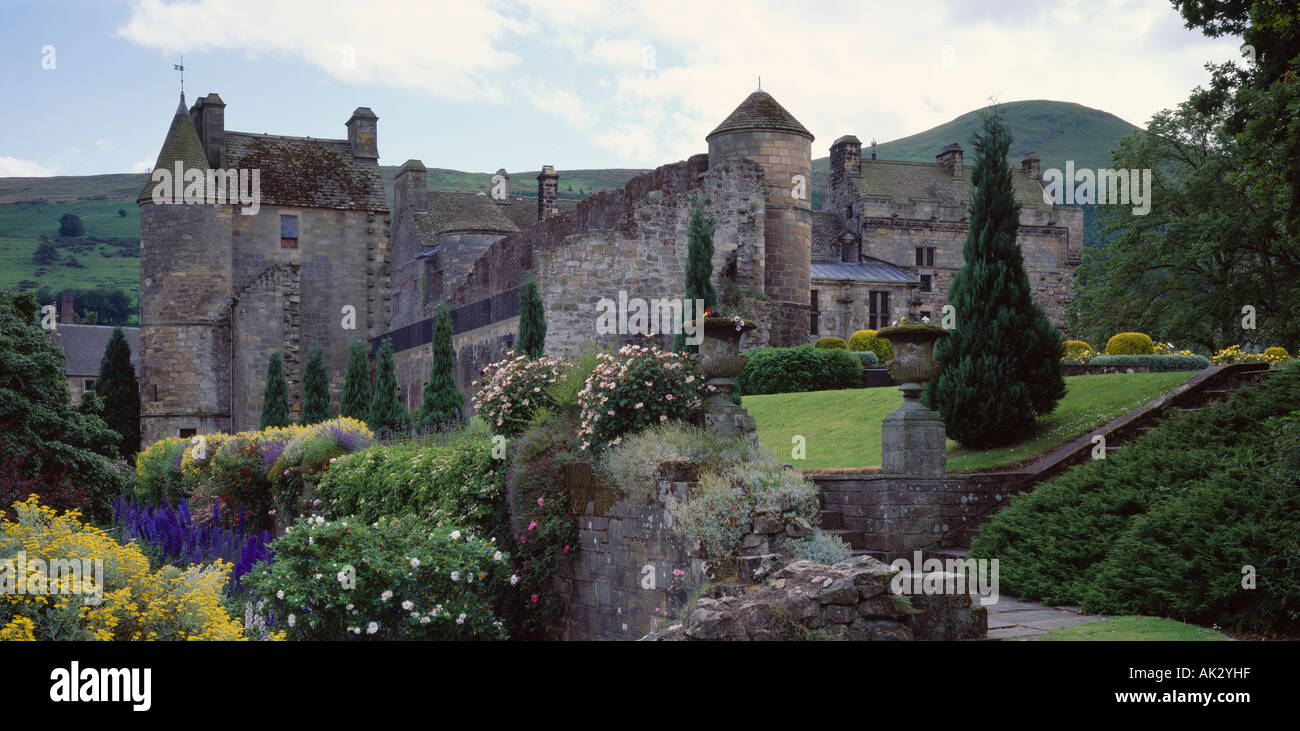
[983,595,1108,640]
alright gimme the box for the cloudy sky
[0,0,1245,177]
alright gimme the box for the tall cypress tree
[299,343,331,425]
[93,327,140,457]
[675,195,717,352]
[368,338,409,438]
[340,339,371,421]
[259,350,291,429]
[516,274,547,357]
[417,303,464,431]
[924,110,1065,448]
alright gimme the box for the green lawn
[1024,616,1232,641]
[744,371,1196,471]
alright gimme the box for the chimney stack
[936,143,963,176]
[61,291,74,324]
[395,159,428,214]
[189,93,226,168]
[493,168,511,201]
[1021,152,1041,180]
[537,165,558,220]
[346,107,379,161]
[830,135,862,197]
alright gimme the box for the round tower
[707,89,813,345]
[136,94,233,446]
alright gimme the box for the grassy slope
[811,99,1141,196]
[0,99,1140,306]
[744,371,1194,471]
[1024,616,1231,641]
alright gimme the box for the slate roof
[707,90,814,141]
[811,259,918,284]
[811,210,849,261]
[47,325,141,377]
[223,132,387,211]
[412,194,583,252]
[136,95,210,204]
[855,158,1049,210]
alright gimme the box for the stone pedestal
[881,382,946,476]
[704,377,758,446]
[697,317,759,446]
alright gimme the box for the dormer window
[280,215,299,249]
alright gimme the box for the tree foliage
[368,338,410,439]
[516,274,547,357]
[416,303,464,431]
[259,351,291,429]
[93,327,140,458]
[299,343,331,425]
[340,339,371,422]
[675,195,717,352]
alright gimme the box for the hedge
[814,337,847,350]
[1086,354,1210,371]
[1104,332,1156,355]
[739,345,862,395]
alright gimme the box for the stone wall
[811,281,915,341]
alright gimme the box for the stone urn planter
[875,323,949,475]
[695,316,758,441]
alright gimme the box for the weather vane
[173,55,185,96]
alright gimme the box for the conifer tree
[516,274,547,357]
[924,111,1065,448]
[675,195,717,352]
[259,350,291,429]
[340,339,371,421]
[368,338,410,438]
[299,343,331,425]
[93,326,140,457]
[416,303,464,431]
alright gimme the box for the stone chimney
[189,93,226,168]
[830,135,862,194]
[492,168,511,201]
[537,165,558,220]
[61,291,74,324]
[395,159,427,214]
[1021,152,1041,180]
[936,143,963,176]
[346,107,379,160]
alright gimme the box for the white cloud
[0,156,58,177]
[116,0,1236,167]
[96,138,114,152]
[129,157,155,173]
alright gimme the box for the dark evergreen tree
[924,110,1065,448]
[674,195,717,352]
[340,339,371,421]
[93,327,140,457]
[33,239,58,266]
[516,274,547,357]
[368,338,410,438]
[58,213,84,237]
[259,350,291,429]
[299,343,331,425]
[416,303,464,431]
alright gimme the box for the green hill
[811,100,1142,196]
[0,99,1141,319]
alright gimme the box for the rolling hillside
[0,99,1142,318]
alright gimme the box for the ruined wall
[139,201,234,445]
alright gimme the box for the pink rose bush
[577,345,710,452]
[471,351,566,436]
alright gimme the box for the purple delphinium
[112,497,274,592]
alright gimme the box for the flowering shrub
[1,495,253,641]
[472,351,567,436]
[1061,339,1095,363]
[314,432,509,545]
[268,418,375,521]
[1212,344,1291,367]
[111,497,273,593]
[504,416,582,638]
[1104,332,1156,355]
[243,514,509,640]
[576,344,709,452]
[196,426,300,529]
[134,437,190,504]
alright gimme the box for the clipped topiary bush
[1105,332,1156,355]
[848,329,894,362]
[848,329,874,352]
[814,337,847,350]
[855,350,880,368]
[1061,339,1093,363]
[1265,346,1291,360]
[739,345,862,395]
[1087,354,1210,371]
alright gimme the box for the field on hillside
[744,371,1194,471]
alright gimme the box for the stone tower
[706,90,814,345]
[136,94,234,445]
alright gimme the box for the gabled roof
[855,158,1049,210]
[223,132,387,211]
[707,90,813,141]
[46,325,140,377]
[137,95,210,204]
[416,191,520,239]
[811,210,848,261]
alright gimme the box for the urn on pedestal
[876,323,949,475]
[695,316,758,442]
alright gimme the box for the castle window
[810,289,820,335]
[280,215,299,249]
[83,379,95,391]
[920,275,932,292]
[914,247,935,266]
[868,291,890,330]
